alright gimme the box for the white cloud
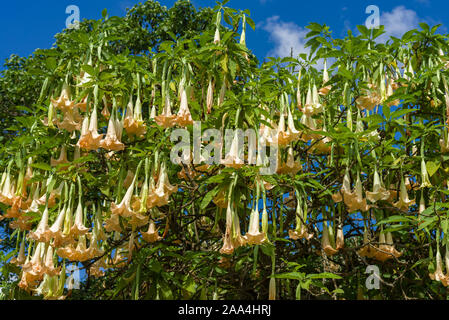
[260,16,310,58]
[378,6,422,42]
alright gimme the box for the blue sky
[0,0,448,66]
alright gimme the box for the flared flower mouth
[277,147,302,176]
[141,220,162,243]
[123,96,147,137]
[77,107,104,150]
[100,114,125,152]
[155,96,177,128]
[221,131,245,169]
[244,189,265,245]
[51,83,75,112]
[289,196,313,241]
[175,87,194,127]
[366,167,390,203]
[393,176,415,210]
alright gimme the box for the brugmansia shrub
[2,0,449,300]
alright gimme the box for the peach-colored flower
[175,87,193,127]
[299,114,321,142]
[51,83,74,112]
[150,162,177,207]
[75,96,88,112]
[142,220,162,243]
[319,61,332,96]
[70,196,89,237]
[277,103,300,146]
[47,204,72,248]
[111,170,139,218]
[393,176,415,210]
[366,168,390,203]
[28,206,51,243]
[9,215,33,231]
[10,239,26,266]
[100,114,125,151]
[244,197,265,245]
[50,145,69,169]
[124,96,147,138]
[155,95,177,128]
[321,222,339,256]
[220,202,237,255]
[374,232,402,262]
[104,213,123,233]
[430,247,447,284]
[335,171,369,212]
[101,98,111,120]
[356,83,381,111]
[221,131,245,169]
[86,233,104,260]
[43,246,61,276]
[19,243,45,290]
[56,108,82,133]
[0,169,18,206]
[277,146,302,176]
[77,107,103,150]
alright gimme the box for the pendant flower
[28,206,51,243]
[393,176,415,211]
[155,95,177,128]
[277,146,302,176]
[289,198,313,241]
[175,87,194,127]
[141,220,162,243]
[100,113,125,152]
[366,167,390,203]
[244,196,265,245]
[221,131,244,169]
[51,83,74,112]
[77,107,103,150]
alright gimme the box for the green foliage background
[1,0,449,300]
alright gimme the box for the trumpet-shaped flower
[51,83,74,112]
[394,177,415,211]
[70,196,89,237]
[277,147,301,176]
[244,197,265,245]
[100,114,125,151]
[155,95,177,128]
[176,87,194,127]
[142,220,162,243]
[366,168,390,203]
[28,206,51,243]
[50,146,69,169]
[124,96,147,137]
[319,61,332,96]
[221,131,245,169]
[77,107,103,150]
[289,199,313,241]
[420,159,432,188]
[321,222,339,256]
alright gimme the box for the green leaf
[200,187,219,210]
[426,161,440,177]
[31,163,52,171]
[306,272,342,280]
